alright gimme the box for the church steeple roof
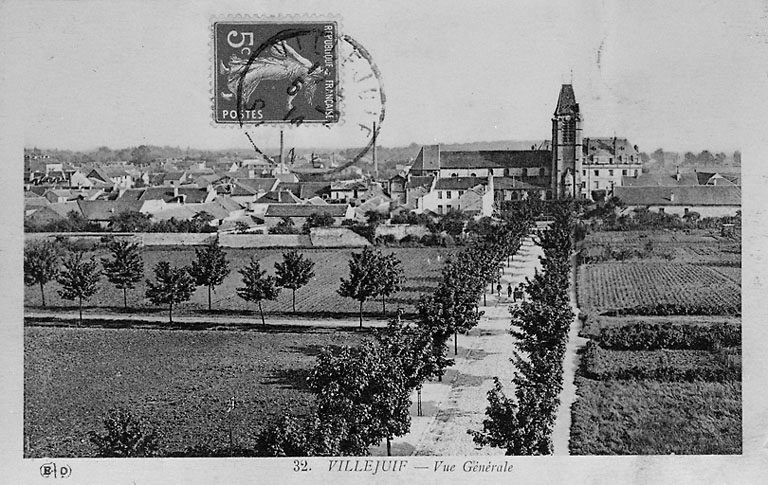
[554,84,579,116]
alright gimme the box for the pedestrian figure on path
[507,283,513,299]
[496,282,502,296]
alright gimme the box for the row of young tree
[471,202,575,454]
[24,238,409,326]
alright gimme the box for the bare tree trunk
[292,289,296,313]
[208,285,212,311]
[382,294,385,315]
[78,296,83,327]
[169,302,173,323]
[259,301,265,325]
[454,331,458,355]
[40,281,46,308]
[123,287,128,309]
[386,436,391,456]
[359,300,363,328]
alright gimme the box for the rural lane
[370,234,546,456]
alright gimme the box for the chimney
[670,193,675,202]
[248,168,255,179]
[675,166,681,181]
[173,185,179,199]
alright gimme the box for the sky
[1,0,765,153]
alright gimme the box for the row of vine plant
[86,204,535,457]
[471,201,575,454]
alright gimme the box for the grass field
[570,378,741,455]
[577,262,740,314]
[24,326,366,457]
[24,247,451,318]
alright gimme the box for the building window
[581,182,586,189]
[451,173,458,178]
[582,170,586,176]
[446,191,452,199]
[593,181,599,189]
[622,169,628,176]
[684,208,689,215]
[608,157,613,163]
[659,208,665,214]
[609,169,614,176]
[437,191,442,199]
[562,119,575,143]
[618,156,622,162]
[470,173,477,177]
[438,205,443,214]
[458,190,464,197]
[594,170,599,177]
[630,155,634,162]
[539,168,545,177]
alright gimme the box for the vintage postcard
[2,0,767,484]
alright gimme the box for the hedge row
[596,322,740,351]
[581,341,740,382]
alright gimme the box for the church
[401,84,642,214]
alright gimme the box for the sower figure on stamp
[220,41,323,110]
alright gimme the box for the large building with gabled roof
[406,84,642,205]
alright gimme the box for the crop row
[577,262,740,315]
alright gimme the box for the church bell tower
[551,84,583,198]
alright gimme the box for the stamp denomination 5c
[213,21,339,125]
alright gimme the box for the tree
[237,257,280,325]
[108,211,152,232]
[269,217,299,234]
[57,251,102,326]
[309,340,411,456]
[24,240,60,307]
[145,261,196,323]
[130,145,153,165]
[378,253,404,315]
[338,247,383,328]
[274,250,315,313]
[101,240,144,308]
[733,150,741,165]
[188,239,230,311]
[302,212,335,233]
[89,407,159,457]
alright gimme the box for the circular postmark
[213,19,385,175]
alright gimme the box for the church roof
[554,84,579,116]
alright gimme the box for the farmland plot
[24,326,365,458]
[570,379,741,455]
[578,262,740,314]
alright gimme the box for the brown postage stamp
[213,20,340,125]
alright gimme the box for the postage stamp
[213,21,340,125]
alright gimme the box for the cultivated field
[24,326,365,457]
[577,263,741,315]
[24,247,451,318]
[571,229,742,455]
[570,379,741,455]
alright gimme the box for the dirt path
[24,309,389,329]
[551,256,589,455]
[370,235,544,456]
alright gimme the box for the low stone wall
[219,234,311,248]
[309,227,370,247]
[375,224,429,240]
[26,231,354,248]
